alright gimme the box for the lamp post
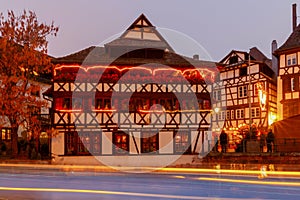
[248,52,252,138]
[214,107,220,152]
[214,107,220,131]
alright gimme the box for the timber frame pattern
[50,14,217,156]
[212,48,277,133]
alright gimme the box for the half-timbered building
[274,24,300,120]
[48,14,218,166]
[213,48,277,151]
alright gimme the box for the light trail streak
[198,177,300,187]
[158,167,300,177]
[0,186,222,200]
[1,164,300,178]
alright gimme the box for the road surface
[0,171,300,199]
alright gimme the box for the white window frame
[213,90,221,101]
[238,85,247,98]
[287,53,297,66]
[226,110,230,120]
[251,107,260,118]
[236,109,245,119]
[218,111,225,120]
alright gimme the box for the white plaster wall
[102,132,112,155]
[52,132,64,156]
[159,131,173,154]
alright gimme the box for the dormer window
[229,56,238,64]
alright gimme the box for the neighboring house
[274,24,300,120]
[0,38,52,152]
[48,14,218,166]
[0,74,52,152]
[212,48,277,150]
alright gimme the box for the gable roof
[105,14,174,52]
[219,49,247,64]
[53,14,218,70]
[219,48,272,68]
[53,44,216,68]
[276,24,300,53]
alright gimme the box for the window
[174,131,190,154]
[229,56,238,64]
[226,110,230,120]
[239,67,248,77]
[238,86,248,98]
[113,132,129,154]
[287,53,297,66]
[55,98,71,110]
[63,98,71,109]
[236,109,244,119]
[1,128,11,141]
[65,132,76,155]
[65,132,101,155]
[78,133,90,154]
[72,98,83,109]
[218,111,225,120]
[231,110,235,119]
[141,132,158,154]
[203,100,211,109]
[94,98,111,109]
[251,108,260,118]
[222,111,225,120]
[213,90,221,101]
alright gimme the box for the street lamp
[214,107,220,131]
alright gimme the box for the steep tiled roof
[53,46,105,64]
[249,47,272,68]
[53,45,216,68]
[105,38,171,50]
[53,14,216,68]
[276,24,300,52]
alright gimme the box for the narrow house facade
[212,48,277,151]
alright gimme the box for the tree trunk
[11,128,19,157]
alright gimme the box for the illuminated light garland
[55,109,83,112]
[138,109,212,113]
[53,65,217,80]
[55,108,212,113]
[256,82,267,111]
[91,109,116,112]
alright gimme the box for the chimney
[193,54,199,60]
[293,3,297,31]
[272,40,278,78]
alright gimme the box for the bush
[40,143,49,158]
[30,148,37,160]
[1,142,7,152]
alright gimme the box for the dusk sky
[1,0,299,61]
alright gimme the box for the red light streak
[138,109,212,113]
[54,65,216,80]
[55,109,83,112]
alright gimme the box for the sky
[0,0,299,61]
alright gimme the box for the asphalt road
[0,172,300,200]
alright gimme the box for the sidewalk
[1,153,300,175]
